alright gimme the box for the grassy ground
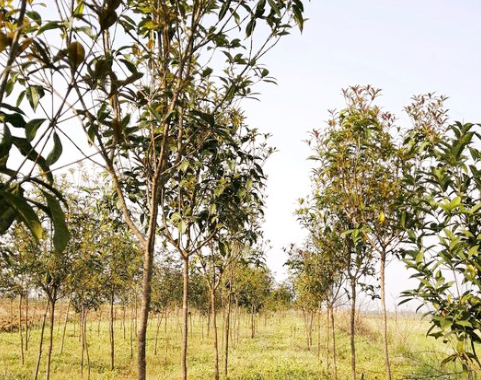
[0,304,471,380]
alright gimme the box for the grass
[0,303,473,380]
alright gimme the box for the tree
[401,119,481,374]
[306,85,404,380]
[287,201,348,379]
[1,1,308,378]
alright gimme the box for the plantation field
[0,301,467,380]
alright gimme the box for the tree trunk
[210,287,220,380]
[130,304,134,360]
[110,290,115,370]
[326,306,330,370]
[380,252,392,380]
[251,306,255,339]
[81,306,91,380]
[60,297,71,354]
[122,302,126,340]
[25,292,29,351]
[181,255,190,380]
[19,294,24,365]
[350,275,357,380]
[224,294,231,378]
[97,309,102,336]
[154,312,163,355]
[331,304,338,380]
[137,232,155,380]
[207,308,211,338]
[34,299,49,380]
[46,295,56,380]
[317,305,321,364]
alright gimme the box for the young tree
[401,119,481,374]
[306,85,404,380]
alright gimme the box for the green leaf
[26,86,45,112]
[179,220,187,234]
[455,320,473,328]
[0,125,12,167]
[209,203,216,215]
[218,0,231,21]
[246,19,256,37]
[43,191,70,253]
[3,112,26,128]
[0,189,43,241]
[268,0,280,16]
[26,118,46,142]
[37,21,63,35]
[46,132,62,166]
[27,11,42,25]
[0,103,25,115]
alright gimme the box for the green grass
[0,307,473,380]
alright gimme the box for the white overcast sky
[242,0,481,309]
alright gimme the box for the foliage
[401,121,481,373]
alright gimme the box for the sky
[242,0,481,310]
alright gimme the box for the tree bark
[181,255,190,380]
[25,292,29,351]
[380,252,392,380]
[211,287,219,380]
[331,304,338,380]
[110,289,115,370]
[251,305,255,339]
[350,275,357,380]
[154,312,163,355]
[46,295,56,380]
[19,294,24,365]
[224,294,231,378]
[34,299,49,380]
[326,306,330,369]
[60,297,70,355]
[137,240,155,380]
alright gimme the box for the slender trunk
[82,307,91,380]
[25,292,29,351]
[81,309,84,376]
[380,253,392,380]
[135,291,138,337]
[181,255,190,380]
[317,305,321,364]
[34,299,50,380]
[46,295,56,380]
[207,308,211,338]
[350,275,357,380]
[122,302,126,340]
[137,234,155,380]
[251,306,256,339]
[236,301,240,344]
[326,306,330,370]
[110,290,115,370]
[224,294,231,378]
[211,287,219,380]
[19,294,24,365]
[308,311,314,348]
[331,304,338,380]
[130,304,134,360]
[154,312,163,355]
[97,309,102,336]
[60,298,71,355]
